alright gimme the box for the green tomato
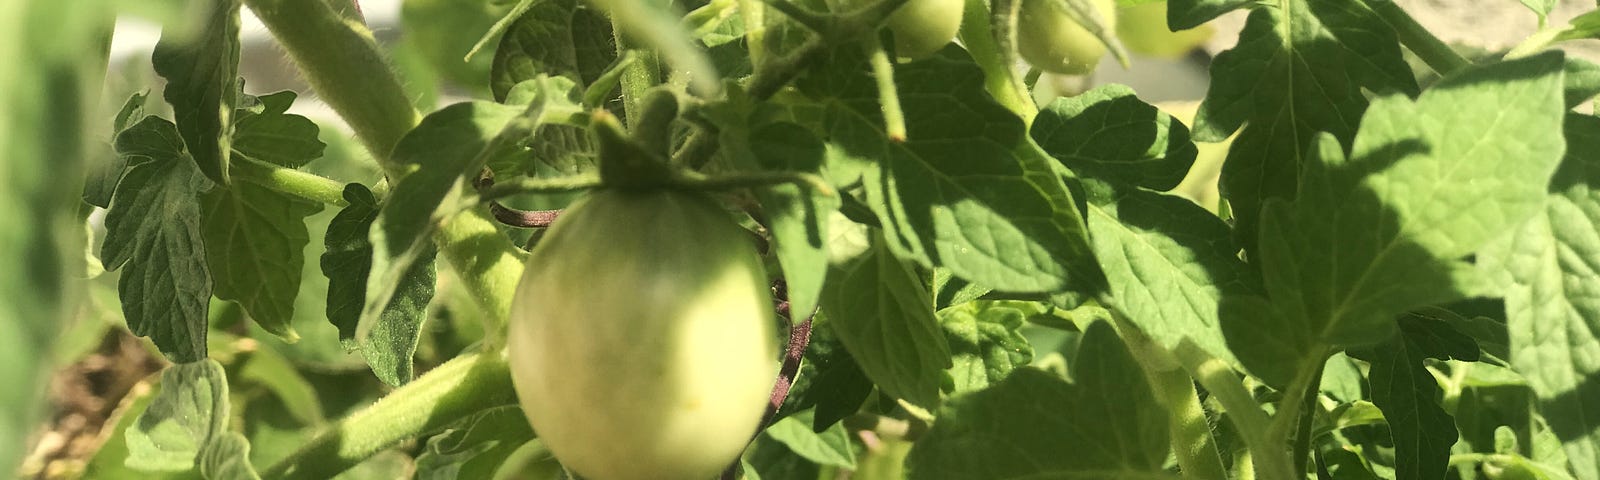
[1116,1,1214,59]
[1017,0,1116,75]
[885,0,965,59]
[508,189,779,480]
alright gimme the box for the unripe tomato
[1116,1,1214,59]
[507,189,779,480]
[1017,0,1116,75]
[885,0,965,59]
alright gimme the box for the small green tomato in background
[1017,0,1116,75]
[884,0,965,59]
[1116,1,1214,59]
[507,188,779,480]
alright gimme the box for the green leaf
[937,301,1034,394]
[1166,0,1253,30]
[799,47,1103,294]
[363,78,572,349]
[201,171,322,340]
[1349,315,1472,480]
[749,122,835,322]
[86,91,150,208]
[1085,183,1253,365]
[199,432,262,480]
[746,434,822,480]
[1564,57,1600,108]
[1032,84,1197,191]
[1222,53,1566,385]
[1479,113,1600,480]
[489,0,615,101]
[233,91,325,168]
[234,342,325,425]
[414,406,536,479]
[322,183,439,386]
[1193,0,1416,253]
[906,322,1170,479]
[821,236,952,409]
[152,0,241,185]
[104,117,216,363]
[126,360,232,471]
[763,410,856,469]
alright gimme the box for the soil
[19,329,165,479]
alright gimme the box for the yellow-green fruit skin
[508,189,779,480]
[1017,0,1116,74]
[886,0,965,59]
[1116,1,1214,59]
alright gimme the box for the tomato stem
[1369,0,1470,76]
[231,155,350,207]
[863,39,909,142]
[957,0,1038,122]
[240,0,420,173]
[260,351,517,479]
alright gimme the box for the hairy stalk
[247,4,538,472]
[1173,341,1294,480]
[1368,0,1470,76]
[1291,367,1324,477]
[489,203,563,228]
[957,0,1036,121]
[231,156,349,206]
[615,44,663,128]
[261,352,518,479]
[863,39,908,142]
[1105,313,1227,480]
[241,0,420,170]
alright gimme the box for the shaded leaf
[202,173,322,340]
[103,117,215,362]
[937,301,1034,394]
[126,360,231,471]
[764,410,855,469]
[415,406,536,479]
[1349,316,1469,480]
[1479,113,1600,480]
[1222,54,1566,386]
[1085,183,1253,365]
[821,237,952,409]
[321,184,438,386]
[199,432,261,480]
[799,47,1103,294]
[906,322,1169,479]
[152,0,241,185]
[1032,84,1197,191]
[233,91,325,168]
[1193,0,1416,253]
[489,0,615,101]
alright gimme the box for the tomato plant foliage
[11,0,1600,479]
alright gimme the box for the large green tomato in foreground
[1017,0,1116,74]
[885,0,965,59]
[508,189,779,480]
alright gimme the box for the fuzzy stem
[1104,313,1227,480]
[1173,341,1295,480]
[231,156,350,206]
[957,0,1036,121]
[1369,0,1470,76]
[241,0,420,171]
[615,45,663,128]
[863,39,907,142]
[261,352,517,479]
